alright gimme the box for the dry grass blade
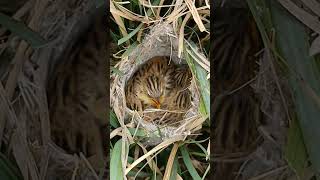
[137,142,162,175]
[163,142,180,180]
[301,0,320,17]
[0,83,40,180]
[139,0,174,8]
[0,0,49,153]
[206,141,210,161]
[113,1,146,21]
[166,4,187,23]
[156,0,166,18]
[184,0,206,32]
[178,13,191,58]
[125,136,185,175]
[205,0,210,9]
[110,1,128,40]
[184,115,207,132]
[185,44,209,73]
[111,1,143,22]
[110,127,123,139]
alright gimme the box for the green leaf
[121,42,138,58]
[110,139,123,180]
[127,128,148,137]
[111,67,125,76]
[189,152,206,158]
[0,12,47,48]
[117,23,143,45]
[180,146,201,180]
[194,143,208,157]
[110,110,120,128]
[184,43,210,116]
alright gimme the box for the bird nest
[111,23,204,146]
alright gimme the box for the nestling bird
[173,65,192,89]
[125,56,192,126]
[137,74,165,109]
[126,56,175,109]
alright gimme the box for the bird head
[137,93,164,109]
[151,98,161,109]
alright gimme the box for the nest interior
[124,55,192,126]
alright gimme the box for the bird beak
[152,99,161,109]
[155,102,161,109]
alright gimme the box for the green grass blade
[110,139,123,180]
[117,23,143,45]
[201,164,210,180]
[110,110,120,128]
[127,128,148,137]
[194,143,208,157]
[121,42,138,58]
[0,12,47,48]
[184,43,210,116]
[180,146,201,180]
[110,67,125,76]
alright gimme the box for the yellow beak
[151,99,161,109]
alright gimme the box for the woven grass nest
[111,23,206,146]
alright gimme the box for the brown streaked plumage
[138,74,165,108]
[126,56,176,110]
[125,78,144,111]
[173,65,192,90]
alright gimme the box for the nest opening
[124,55,193,127]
